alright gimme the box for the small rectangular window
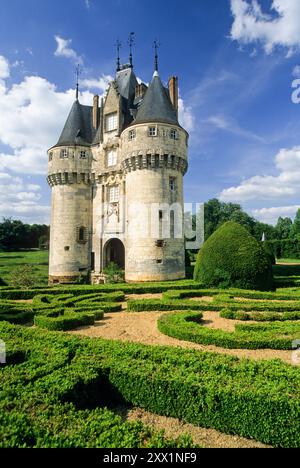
[80,150,87,159]
[128,129,136,141]
[105,112,118,132]
[60,149,68,159]
[170,177,176,191]
[77,227,87,243]
[108,186,120,203]
[159,210,163,239]
[170,129,178,140]
[148,126,157,137]
[107,150,117,167]
[49,152,53,161]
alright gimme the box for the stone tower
[47,54,188,284]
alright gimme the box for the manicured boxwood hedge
[220,308,300,322]
[0,322,299,447]
[0,280,202,300]
[194,221,275,291]
[34,311,97,331]
[0,290,123,327]
[158,311,300,350]
[128,296,300,314]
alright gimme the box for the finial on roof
[75,64,82,101]
[116,39,122,72]
[128,32,135,68]
[153,39,160,73]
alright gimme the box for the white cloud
[0,71,94,175]
[220,145,300,202]
[54,35,83,64]
[230,0,300,56]
[0,56,10,79]
[292,65,300,77]
[204,114,266,143]
[178,98,194,133]
[85,0,91,9]
[0,172,50,224]
[251,205,300,224]
[79,75,112,93]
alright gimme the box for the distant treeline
[192,199,300,259]
[1,200,300,257]
[0,218,49,251]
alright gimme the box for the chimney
[93,95,99,129]
[135,83,147,100]
[168,76,178,116]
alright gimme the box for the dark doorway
[104,238,125,269]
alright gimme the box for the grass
[277,258,300,264]
[0,250,49,286]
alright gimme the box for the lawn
[0,250,49,286]
[277,258,300,264]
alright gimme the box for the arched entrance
[103,238,125,269]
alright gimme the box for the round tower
[47,100,93,284]
[120,71,188,282]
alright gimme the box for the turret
[121,69,188,281]
[47,99,95,284]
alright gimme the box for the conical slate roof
[133,71,179,126]
[55,100,97,147]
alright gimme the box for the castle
[47,47,189,284]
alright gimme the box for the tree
[276,217,293,240]
[203,199,256,240]
[292,209,300,240]
[0,218,49,251]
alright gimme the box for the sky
[0,0,300,225]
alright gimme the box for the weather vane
[128,32,135,68]
[153,39,160,72]
[75,64,82,101]
[115,39,122,72]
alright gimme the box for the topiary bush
[194,221,275,291]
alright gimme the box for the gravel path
[69,309,293,364]
[124,408,271,449]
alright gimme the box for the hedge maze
[0,272,300,447]
[1,321,299,448]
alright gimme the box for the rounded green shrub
[194,221,275,291]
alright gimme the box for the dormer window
[148,126,157,137]
[128,129,136,141]
[170,129,178,140]
[60,149,68,159]
[79,150,87,159]
[107,149,117,167]
[105,112,118,132]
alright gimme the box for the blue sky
[0,0,300,225]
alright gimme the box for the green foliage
[276,217,293,240]
[263,242,276,265]
[0,322,299,447]
[10,264,37,290]
[103,262,125,283]
[0,218,49,251]
[194,221,275,291]
[158,311,300,350]
[34,311,96,331]
[220,309,300,322]
[0,250,49,287]
[204,199,256,240]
